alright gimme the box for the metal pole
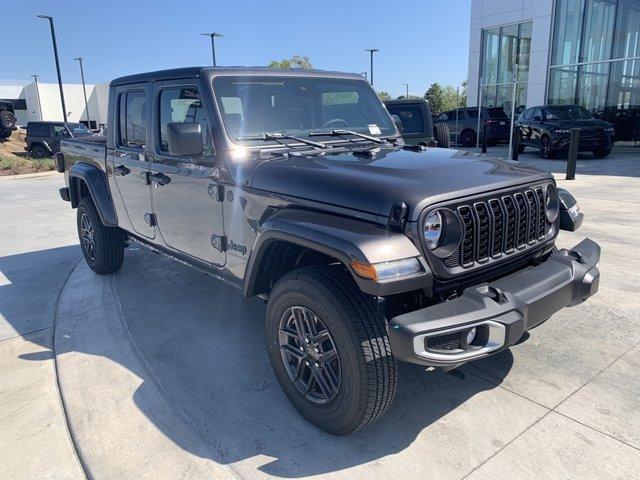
[455,87,460,146]
[508,64,519,160]
[201,33,223,67]
[38,15,67,122]
[404,83,409,98]
[75,57,90,128]
[31,74,43,121]
[365,49,378,86]
[482,123,488,153]
[566,128,580,180]
[476,76,483,148]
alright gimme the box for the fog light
[466,327,477,345]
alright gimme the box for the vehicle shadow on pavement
[110,248,515,478]
[6,246,514,478]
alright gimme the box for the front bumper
[555,134,614,151]
[388,239,600,368]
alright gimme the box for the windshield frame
[211,73,399,149]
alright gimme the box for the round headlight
[546,184,559,222]
[423,210,443,250]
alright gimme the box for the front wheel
[30,144,50,159]
[265,266,398,435]
[77,197,125,274]
[460,129,477,147]
[593,147,611,158]
[540,135,557,159]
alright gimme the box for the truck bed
[61,136,107,170]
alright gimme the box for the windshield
[68,123,90,136]
[213,75,396,145]
[546,106,593,120]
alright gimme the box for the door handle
[114,165,131,176]
[150,172,171,186]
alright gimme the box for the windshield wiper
[237,132,328,149]
[308,129,388,145]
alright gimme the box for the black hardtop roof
[27,121,84,125]
[111,66,364,86]
[384,98,429,106]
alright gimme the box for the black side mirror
[558,188,583,231]
[167,122,203,157]
[390,114,404,134]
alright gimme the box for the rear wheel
[30,144,49,159]
[540,135,556,159]
[265,266,398,435]
[593,147,611,158]
[77,197,124,274]
[460,129,477,147]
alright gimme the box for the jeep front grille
[447,187,548,269]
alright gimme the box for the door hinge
[208,183,225,202]
[144,213,157,227]
[210,234,227,252]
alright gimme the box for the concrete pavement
[1,150,639,479]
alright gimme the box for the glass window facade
[480,22,532,114]
[549,0,640,143]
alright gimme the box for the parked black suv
[516,105,615,158]
[384,99,435,146]
[25,121,93,158]
[0,101,17,139]
[57,67,600,435]
[433,107,510,147]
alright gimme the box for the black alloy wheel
[278,306,341,404]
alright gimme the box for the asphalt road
[2,149,640,479]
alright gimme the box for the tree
[424,83,446,113]
[377,91,392,101]
[424,82,467,113]
[268,55,313,69]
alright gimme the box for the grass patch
[0,154,56,176]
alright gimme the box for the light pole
[364,48,379,86]
[74,57,91,128]
[31,74,43,121]
[201,32,223,66]
[37,15,67,122]
[403,83,409,99]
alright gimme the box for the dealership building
[468,0,640,143]
[0,82,108,129]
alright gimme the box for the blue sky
[5,0,470,98]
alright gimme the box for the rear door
[148,81,225,266]
[108,84,155,239]
[51,124,69,153]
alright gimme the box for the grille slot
[443,186,550,269]
[425,331,463,351]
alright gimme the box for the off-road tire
[30,144,50,159]
[593,147,611,159]
[77,197,124,274]
[265,265,398,435]
[0,110,15,130]
[435,123,450,148]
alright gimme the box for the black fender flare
[242,208,429,298]
[68,162,118,226]
[30,141,53,154]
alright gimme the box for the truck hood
[250,147,551,221]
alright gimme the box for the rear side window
[467,109,479,119]
[28,123,50,136]
[487,107,508,119]
[387,106,424,134]
[158,86,213,155]
[119,90,147,149]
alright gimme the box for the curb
[0,170,60,181]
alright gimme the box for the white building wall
[468,0,555,108]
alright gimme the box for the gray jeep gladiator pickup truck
[57,67,600,435]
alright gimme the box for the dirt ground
[0,129,54,176]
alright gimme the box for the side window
[387,106,424,134]
[435,113,448,122]
[119,90,147,149]
[52,124,68,138]
[533,107,543,121]
[467,109,479,119]
[158,86,213,156]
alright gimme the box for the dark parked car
[516,105,615,159]
[594,106,640,143]
[384,98,435,146]
[0,101,17,139]
[433,107,510,147]
[25,121,93,158]
[57,67,599,435]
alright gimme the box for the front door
[149,82,225,266]
[109,85,155,239]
